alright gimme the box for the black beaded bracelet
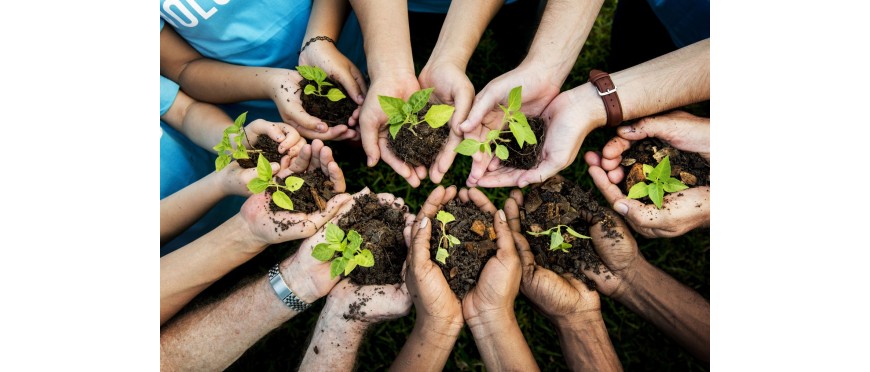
[299,35,335,54]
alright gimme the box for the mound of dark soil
[429,199,498,299]
[337,193,408,286]
[620,137,710,205]
[237,136,283,169]
[498,116,545,170]
[387,104,450,168]
[299,77,358,127]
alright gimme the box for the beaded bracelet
[300,35,335,54]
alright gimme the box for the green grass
[219,0,709,370]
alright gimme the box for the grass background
[210,0,710,370]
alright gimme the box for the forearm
[305,0,349,41]
[616,259,710,361]
[468,310,540,371]
[159,172,227,246]
[160,214,266,324]
[523,0,604,85]
[554,314,622,372]
[391,316,464,372]
[177,61,292,104]
[298,300,368,371]
[350,0,414,79]
[178,101,234,153]
[427,0,503,70]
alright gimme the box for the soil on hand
[521,176,611,289]
[620,137,710,204]
[237,136,284,169]
[337,193,408,286]
[387,104,450,168]
[268,169,337,214]
[499,116,545,170]
[299,77,358,127]
[429,199,498,299]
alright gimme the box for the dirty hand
[284,139,346,193]
[574,209,645,299]
[323,278,411,325]
[418,61,474,184]
[298,40,368,108]
[268,69,357,141]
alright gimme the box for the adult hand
[324,278,411,324]
[575,209,644,299]
[418,61,474,184]
[298,41,366,127]
[267,70,357,141]
[503,190,602,322]
[358,72,425,187]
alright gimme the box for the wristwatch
[268,264,312,312]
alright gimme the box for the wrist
[553,309,605,332]
[277,258,324,304]
[262,68,296,99]
[611,257,652,303]
[569,83,609,131]
[226,214,270,255]
[466,308,515,337]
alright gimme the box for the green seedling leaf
[321,81,333,87]
[312,243,334,261]
[455,139,481,155]
[486,130,501,141]
[402,102,413,116]
[435,248,450,264]
[355,249,375,267]
[643,164,654,177]
[330,257,347,279]
[296,65,318,81]
[272,190,294,210]
[627,182,649,199]
[436,210,455,225]
[409,88,434,113]
[247,178,270,194]
[325,223,344,243]
[513,111,537,145]
[388,114,405,125]
[344,260,358,276]
[662,177,689,193]
[508,122,525,148]
[225,125,240,135]
[648,182,664,209]
[508,86,522,112]
[233,146,249,160]
[526,230,549,236]
[215,155,231,172]
[326,88,346,102]
[304,84,316,95]
[284,176,304,192]
[256,155,273,180]
[424,104,454,128]
[313,67,327,82]
[346,230,362,251]
[550,232,565,250]
[378,96,406,119]
[565,227,591,239]
[234,111,248,128]
[447,235,461,246]
[495,144,509,160]
[328,243,342,252]
[389,123,403,139]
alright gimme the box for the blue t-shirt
[647,0,709,48]
[407,0,517,13]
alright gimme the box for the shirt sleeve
[160,75,180,116]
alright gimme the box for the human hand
[358,73,425,186]
[283,139,346,193]
[418,61,474,184]
[323,278,411,325]
[575,209,645,299]
[267,69,357,141]
[298,41,365,128]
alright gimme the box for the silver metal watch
[268,264,312,312]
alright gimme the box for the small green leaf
[233,146,249,160]
[526,230,549,237]
[313,67,327,82]
[247,178,270,194]
[342,244,355,259]
[435,248,450,264]
[355,249,375,267]
[326,88,346,102]
[234,112,248,128]
[495,144,509,160]
[320,81,333,87]
[312,243,334,261]
[389,123,403,139]
[378,96,406,119]
[325,223,344,243]
[224,125,240,135]
[513,111,537,146]
[447,235,461,246]
[648,157,670,182]
[328,243,342,252]
[565,227,591,239]
[627,182,649,199]
[346,230,362,251]
[559,242,572,251]
[402,102,413,116]
[215,155,231,172]
[272,190,294,210]
[388,114,405,125]
[330,257,347,279]
[642,164,654,177]
[424,104,454,128]
[436,210,455,225]
[550,232,564,250]
[662,177,689,193]
[486,130,500,141]
[283,176,304,192]
[256,155,273,180]
[409,88,434,113]
[508,86,522,112]
[344,260,358,276]
[509,122,525,148]
[455,139,481,155]
[304,84,316,95]
[648,182,664,209]
[296,65,318,81]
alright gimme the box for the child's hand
[238,119,307,168]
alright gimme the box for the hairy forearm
[554,314,622,372]
[468,311,540,371]
[349,0,413,78]
[391,316,464,371]
[298,299,368,371]
[427,0,503,70]
[617,260,710,362]
[159,173,227,247]
[523,0,604,85]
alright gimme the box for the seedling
[526,225,591,253]
[378,88,455,139]
[434,211,461,265]
[455,86,537,160]
[627,155,689,209]
[213,111,258,171]
[311,223,375,279]
[297,65,346,102]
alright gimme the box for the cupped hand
[574,209,644,299]
[267,70,357,141]
[298,42,366,128]
[284,139,346,193]
[324,278,411,324]
[358,73,425,187]
[419,61,475,184]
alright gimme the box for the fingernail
[614,202,629,215]
[498,210,506,222]
[420,216,429,229]
[357,95,364,102]
[317,124,327,132]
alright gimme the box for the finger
[360,109,382,167]
[606,166,625,185]
[317,142,337,177]
[327,162,346,192]
[403,212,416,249]
[412,185,453,238]
[308,139,325,172]
[512,231,536,278]
[477,167,524,188]
[413,164,427,182]
[279,137,306,159]
[332,67,363,106]
[587,164,626,206]
[429,130,460,184]
[350,65,368,99]
[289,143,312,173]
[584,151,602,167]
[294,124,348,141]
[281,102,328,133]
[294,193,353,238]
[376,193,397,206]
[601,137,632,171]
[466,188,497,215]
[613,198,658,229]
[457,188,469,203]
[493,209,518,263]
[450,85,474,136]
[467,150,492,187]
[410,215,433,267]
[460,87,496,133]
[334,128,359,141]
[515,159,562,188]
[503,195,522,232]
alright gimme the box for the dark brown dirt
[299,77,358,127]
[429,200,498,299]
[520,176,611,289]
[237,136,283,169]
[336,193,408,286]
[387,104,450,168]
[620,137,710,205]
[267,169,337,214]
[499,116,545,169]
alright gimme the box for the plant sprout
[627,155,689,209]
[214,111,255,172]
[297,65,346,102]
[378,88,455,139]
[434,210,460,264]
[455,86,537,160]
[311,223,375,278]
[247,155,304,211]
[526,225,590,253]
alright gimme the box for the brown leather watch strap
[588,69,624,127]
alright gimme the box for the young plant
[454,85,537,160]
[213,111,254,172]
[627,155,689,209]
[297,65,346,102]
[378,88,455,139]
[311,223,375,279]
[246,154,304,211]
[526,225,591,253]
[434,211,461,265]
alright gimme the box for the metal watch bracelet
[268,264,312,312]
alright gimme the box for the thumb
[460,90,496,133]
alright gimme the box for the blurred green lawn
[217,0,710,370]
